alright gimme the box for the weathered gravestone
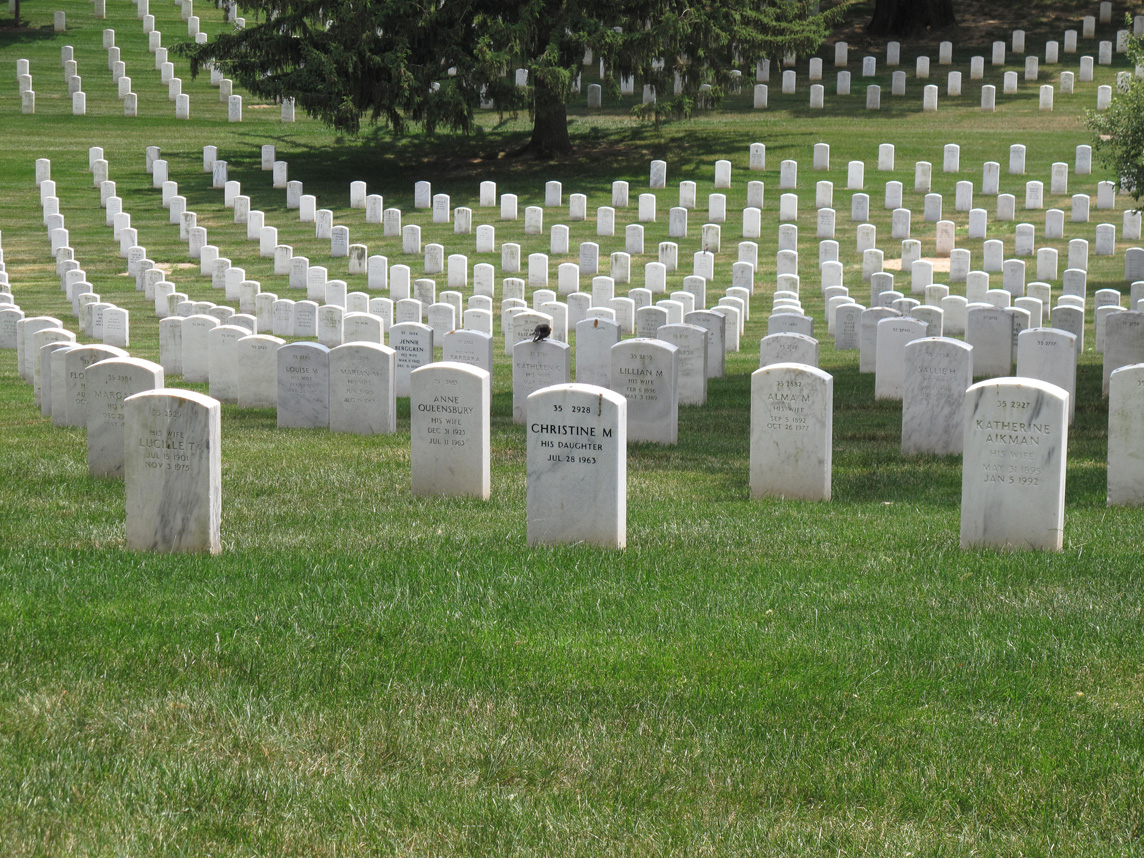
[526,384,626,549]
[513,338,571,423]
[31,328,76,405]
[58,345,130,427]
[180,314,219,383]
[875,316,928,400]
[1016,328,1077,424]
[410,361,490,498]
[750,363,832,501]
[1107,363,1144,505]
[86,357,164,477]
[760,332,819,368]
[1102,311,1144,395]
[901,337,973,455]
[19,316,63,381]
[328,342,397,434]
[236,334,286,408]
[655,323,708,406]
[277,342,330,429]
[574,316,622,388]
[960,378,1068,551]
[207,324,249,403]
[610,338,680,444]
[684,310,726,377]
[858,306,900,373]
[966,306,1013,377]
[442,329,494,374]
[124,389,221,554]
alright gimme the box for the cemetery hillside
[2,0,1144,853]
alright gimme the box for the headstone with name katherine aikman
[960,377,1068,551]
[86,356,164,477]
[750,363,833,501]
[526,383,627,548]
[124,388,221,553]
[410,361,490,497]
[329,341,396,434]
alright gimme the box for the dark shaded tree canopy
[867,0,956,38]
[179,0,851,157]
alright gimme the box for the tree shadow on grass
[218,119,813,204]
[0,22,56,48]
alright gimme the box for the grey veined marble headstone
[960,377,1068,551]
[1108,362,1144,505]
[901,337,973,455]
[526,383,626,549]
[329,342,396,435]
[750,363,833,501]
[124,388,221,554]
[86,356,164,477]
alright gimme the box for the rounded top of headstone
[124,387,220,411]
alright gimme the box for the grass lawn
[1,0,1143,854]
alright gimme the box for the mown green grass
[2,1,1143,855]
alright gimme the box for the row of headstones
[117,144,1132,310]
[799,275,1144,400]
[784,39,1139,86]
[36,173,134,348]
[14,9,303,122]
[33,144,1134,331]
[146,293,731,399]
[33,151,751,356]
[752,76,1133,115]
[119,140,1117,280]
[579,8,1143,109]
[13,301,1144,554]
[29,149,1139,413]
[791,244,1144,344]
[22,143,1139,363]
[819,7,1144,71]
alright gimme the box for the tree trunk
[521,75,573,158]
[867,0,956,37]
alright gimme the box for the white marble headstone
[329,342,396,434]
[750,363,832,501]
[902,337,973,454]
[1108,363,1144,505]
[124,389,221,554]
[526,384,626,549]
[960,378,1068,551]
[86,357,165,477]
[410,361,489,498]
[277,342,330,429]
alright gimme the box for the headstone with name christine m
[526,383,626,548]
